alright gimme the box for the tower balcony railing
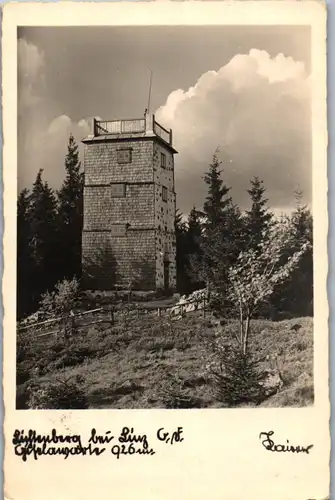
[153,118,172,145]
[94,118,146,135]
[93,114,173,146]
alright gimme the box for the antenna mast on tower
[145,70,153,117]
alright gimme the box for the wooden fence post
[203,297,206,318]
[157,308,161,318]
[180,304,185,318]
[63,315,69,341]
[70,310,75,337]
[109,308,114,325]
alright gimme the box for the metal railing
[153,118,172,145]
[94,118,146,136]
[93,116,173,146]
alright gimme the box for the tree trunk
[243,315,250,355]
[239,303,244,346]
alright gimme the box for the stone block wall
[82,134,177,291]
[82,230,156,290]
[153,142,177,291]
[83,184,155,231]
[84,140,154,185]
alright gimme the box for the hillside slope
[18,312,313,409]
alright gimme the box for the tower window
[110,183,126,197]
[162,186,168,202]
[117,148,132,164]
[161,153,166,168]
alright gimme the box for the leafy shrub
[39,278,81,317]
[28,379,89,409]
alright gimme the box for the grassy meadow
[17,309,313,409]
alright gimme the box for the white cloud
[18,44,310,216]
[18,38,100,191]
[19,112,93,190]
[18,39,95,190]
[156,49,311,215]
[18,39,45,108]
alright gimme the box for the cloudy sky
[18,26,311,215]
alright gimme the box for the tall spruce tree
[291,189,313,243]
[187,206,202,255]
[28,169,59,303]
[175,209,189,294]
[285,190,313,315]
[206,202,244,301]
[191,149,241,298]
[185,206,203,292]
[17,188,33,318]
[292,191,313,313]
[244,176,273,252]
[269,189,313,317]
[57,134,84,280]
[202,149,231,229]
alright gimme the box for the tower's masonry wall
[82,230,156,290]
[82,138,157,289]
[82,129,177,291]
[153,142,177,290]
[84,140,154,185]
[83,184,155,231]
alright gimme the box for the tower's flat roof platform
[82,115,178,154]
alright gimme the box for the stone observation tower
[81,114,178,292]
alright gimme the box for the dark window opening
[161,153,166,168]
[117,149,132,164]
[162,186,168,202]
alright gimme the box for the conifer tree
[17,188,33,318]
[187,206,202,254]
[28,169,59,302]
[185,206,203,292]
[175,209,186,234]
[202,149,231,229]
[204,201,244,312]
[291,189,313,244]
[175,209,189,294]
[193,149,242,298]
[244,176,273,252]
[57,134,84,280]
[292,191,313,315]
[271,189,313,316]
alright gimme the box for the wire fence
[18,296,209,343]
